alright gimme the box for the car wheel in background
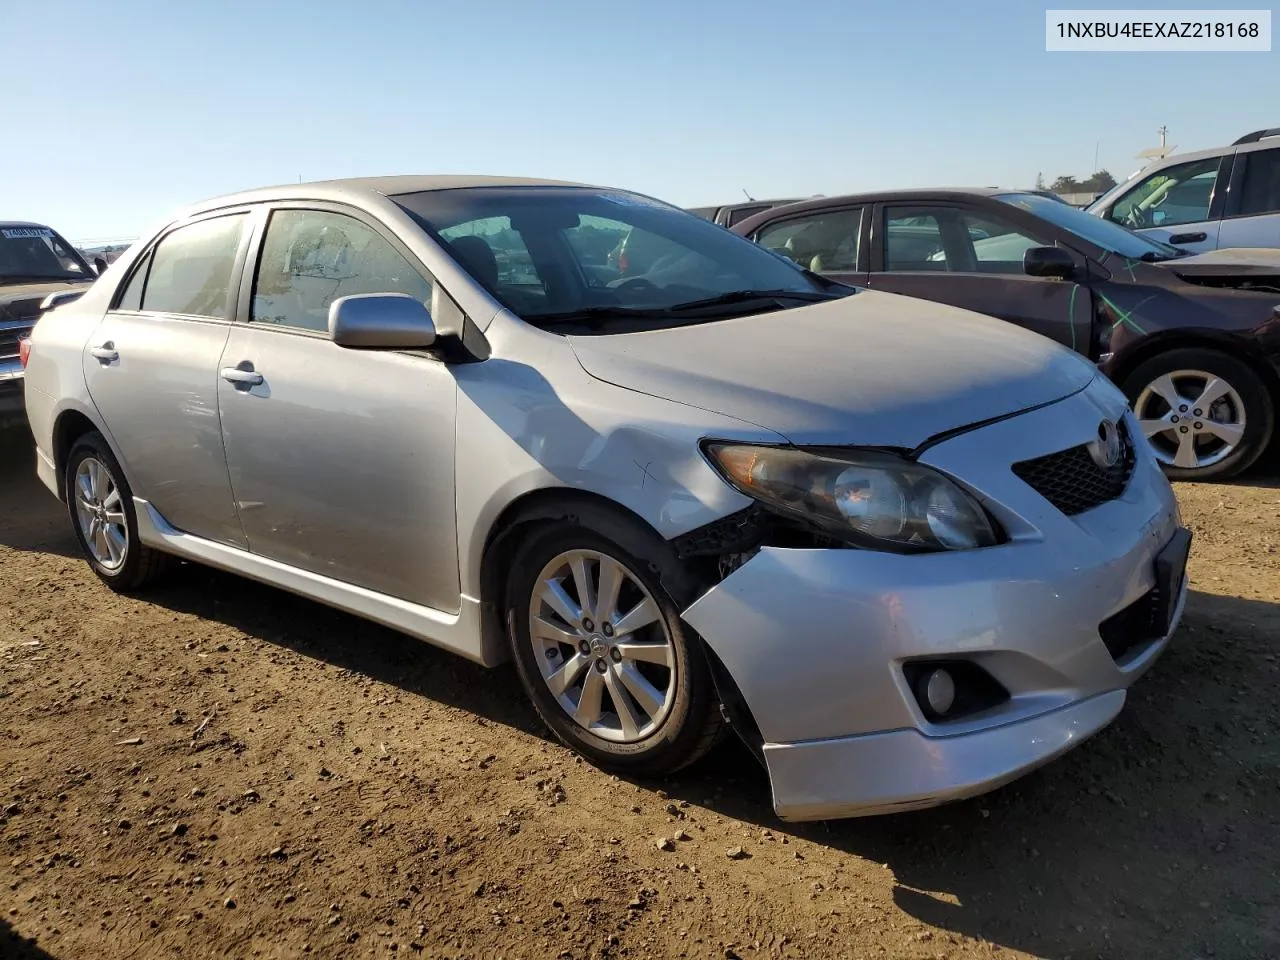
[64,432,172,591]
[1123,347,1274,481]
[506,525,723,776]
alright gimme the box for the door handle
[1168,231,1207,244]
[90,342,118,363]
[220,366,264,386]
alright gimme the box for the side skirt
[132,497,497,666]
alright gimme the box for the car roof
[187,174,598,216]
[731,188,1029,228]
[0,220,57,230]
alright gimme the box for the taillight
[19,336,31,369]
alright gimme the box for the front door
[1105,155,1226,254]
[866,203,1092,355]
[83,211,250,547]
[216,205,461,612]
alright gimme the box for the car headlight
[703,443,1000,552]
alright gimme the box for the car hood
[0,279,93,321]
[567,290,1096,448]
[1160,247,1280,281]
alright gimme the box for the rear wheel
[506,525,723,777]
[1122,348,1273,481]
[64,432,172,591]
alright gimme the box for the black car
[1,221,100,422]
[734,189,1280,481]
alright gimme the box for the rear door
[1218,145,1280,248]
[747,205,869,287]
[82,211,251,547]
[865,202,1092,354]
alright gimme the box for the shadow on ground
[0,919,58,960]
[0,425,79,559]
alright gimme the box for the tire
[1121,347,1274,482]
[64,432,172,591]
[506,522,724,777]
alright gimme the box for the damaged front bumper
[680,379,1187,821]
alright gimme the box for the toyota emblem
[1089,419,1125,469]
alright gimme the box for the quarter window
[1237,148,1280,217]
[756,209,862,272]
[252,209,433,333]
[1108,157,1221,229]
[140,215,246,319]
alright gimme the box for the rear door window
[140,215,247,319]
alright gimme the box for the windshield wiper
[529,305,654,322]
[662,289,844,313]
[528,289,845,327]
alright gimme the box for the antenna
[741,188,755,202]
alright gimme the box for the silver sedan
[22,176,1190,820]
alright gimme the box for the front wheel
[506,525,723,777]
[1123,348,1274,481]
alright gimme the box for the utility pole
[1137,126,1177,166]
[1093,141,1100,173]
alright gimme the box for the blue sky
[3,0,1276,241]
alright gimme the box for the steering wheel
[1124,206,1149,229]
[609,277,659,296]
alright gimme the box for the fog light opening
[903,659,1010,723]
[923,668,956,716]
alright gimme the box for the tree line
[1034,170,1119,194]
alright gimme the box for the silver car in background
[23,176,1190,820]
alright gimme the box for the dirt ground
[1,424,1277,960]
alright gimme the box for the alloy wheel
[74,457,129,570]
[1134,369,1247,471]
[528,549,676,743]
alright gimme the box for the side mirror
[93,256,108,275]
[1023,246,1076,281]
[329,293,436,350]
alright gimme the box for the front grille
[1098,587,1163,662]
[1011,424,1135,516]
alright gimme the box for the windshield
[0,225,93,283]
[995,193,1183,261]
[394,186,841,331]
